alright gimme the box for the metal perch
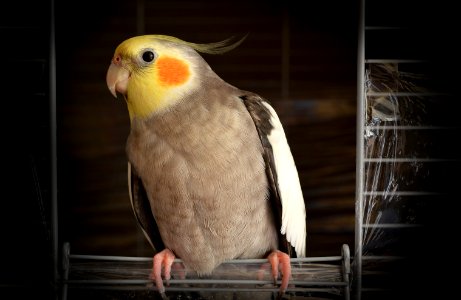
[61,243,350,299]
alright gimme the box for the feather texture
[241,95,306,258]
[128,162,164,252]
[125,82,280,274]
[262,102,306,257]
[152,34,248,55]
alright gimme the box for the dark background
[1,0,459,299]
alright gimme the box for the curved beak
[106,63,130,98]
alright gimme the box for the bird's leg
[267,250,292,296]
[150,248,175,298]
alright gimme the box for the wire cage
[355,0,459,299]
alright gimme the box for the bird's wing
[241,95,306,258]
[128,162,165,252]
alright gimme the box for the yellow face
[106,35,199,120]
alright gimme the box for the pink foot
[267,250,292,295]
[150,249,176,297]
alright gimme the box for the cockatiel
[106,35,306,298]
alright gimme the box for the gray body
[126,79,278,274]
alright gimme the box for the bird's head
[106,35,246,120]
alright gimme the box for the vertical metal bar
[281,8,290,101]
[355,0,365,299]
[61,243,70,300]
[342,244,351,300]
[50,0,59,297]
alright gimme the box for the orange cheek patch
[156,56,190,86]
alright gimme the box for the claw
[151,249,176,295]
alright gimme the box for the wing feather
[241,95,306,257]
[128,162,165,252]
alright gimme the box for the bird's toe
[267,250,292,295]
[151,249,176,294]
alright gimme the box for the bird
[106,34,306,299]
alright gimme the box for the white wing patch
[262,102,307,257]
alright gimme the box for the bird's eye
[142,51,155,63]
